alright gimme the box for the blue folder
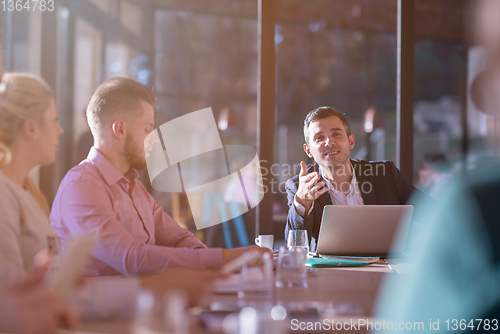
[306,257,370,267]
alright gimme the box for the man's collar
[317,159,356,181]
[87,147,139,185]
[320,160,359,195]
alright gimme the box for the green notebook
[306,257,370,268]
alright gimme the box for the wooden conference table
[77,259,408,334]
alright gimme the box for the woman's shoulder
[0,171,44,218]
[0,171,23,225]
[0,171,21,203]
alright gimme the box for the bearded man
[51,77,263,276]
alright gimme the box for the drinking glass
[133,290,188,334]
[238,252,274,299]
[287,230,309,255]
[275,246,308,288]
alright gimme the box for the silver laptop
[315,205,414,257]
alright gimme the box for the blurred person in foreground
[50,76,267,277]
[375,1,500,332]
[0,73,223,331]
[0,264,77,334]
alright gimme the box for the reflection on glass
[146,108,263,230]
[274,0,398,230]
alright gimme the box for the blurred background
[1,0,497,248]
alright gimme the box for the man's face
[304,115,355,170]
[124,100,156,171]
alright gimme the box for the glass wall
[1,0,483,246]
[273,0,398,238]
[413,0,470,197]
[152,5,258,247]
[0,0,259,248]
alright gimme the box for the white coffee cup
[255,235,274,250]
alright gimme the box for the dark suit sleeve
[284,178,315,243]
[387,161,417,204]
[387,161,434,232]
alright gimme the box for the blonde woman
[0,74,76,333]
[0,73,63,271]
[0,73,223,323]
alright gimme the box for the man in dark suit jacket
[285,106,418,252]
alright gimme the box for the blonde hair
[0,73,53,167]
[86,76,156,137]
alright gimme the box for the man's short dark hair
[303,106,351,144]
